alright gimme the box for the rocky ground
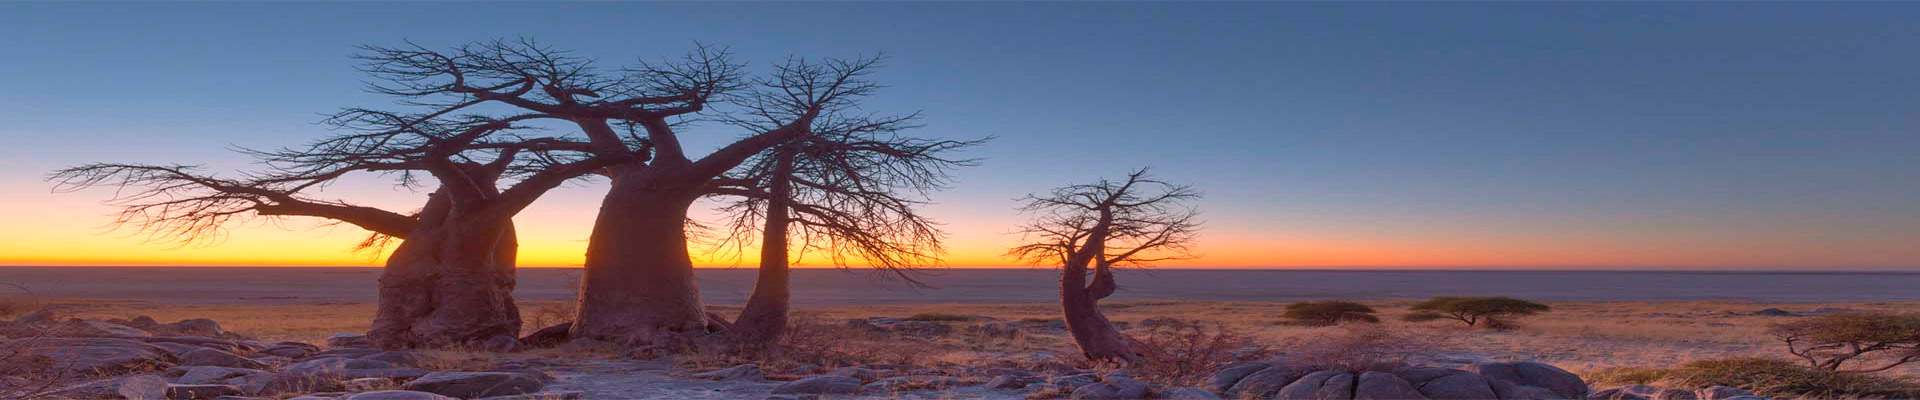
[2,308,1786,400]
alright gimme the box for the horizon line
[5,264,1919,272]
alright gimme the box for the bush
[1128,318,1272,386]
[1769,312,1920,373]
[1403,296,1549,328]
[1590,358,1920,399]
[1283,301,1380,326]
[906,312,975,322]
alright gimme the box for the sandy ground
[19,297,1920,379]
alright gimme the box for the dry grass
[39,297,1920,380]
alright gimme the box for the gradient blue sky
[2,3,1917,268]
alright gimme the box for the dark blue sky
[3,3,1917,268]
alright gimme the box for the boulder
[1653,388,1700,400]
[1050,373,1101,389]
[1354,371,1427,400]
[4,337,177,375]
[985,375,1030,389]
[283,357,399,374]
[342,390,458,400]
[1696,386,1756,400]
[1468,361,1590,399]
[864,377,913,392]
[65,319,153,338]
[147,336,250,353]
[167,366,263,385]
[472,391,585,400]
[148,342,215,357]
[44,374,169,400]
[1489,379,1561,400]
[166,384,245,399]
[770,375,862,394]
[1396,368,1497,400]
[401,372,545,398]
[164,318,224,337]
[830,366,880,381]
[1227,363,1315,398]
[1203,361,1272,392]
[1162,388,1225,400]
[310,348,384,359]
[259,346,311,359]
[327,334,374,348]
[1589,386,1658,400]
[517,322,572,348]
[181,348,268,369]
[228,372,345,396]
[1068,376,1150,399]
[359,351,423,367]
[1274,371,1355,400]
[690,364,763,381]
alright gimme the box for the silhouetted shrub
[906,312,975,322]
[1282,301,1380,326]
[1769,312,1920,373]
[1588,358,1920,399]
[1403,296,1549,328]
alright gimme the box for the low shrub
[906,312,975,322]
[1128,318,1272,386]
[1588,358,1920,399]
[1282,301,1380,326]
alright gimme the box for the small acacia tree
[1770,312,1920,373]
[1403,296,1550,328]
[1283,301,1380,326]
[1009,169,1202,363]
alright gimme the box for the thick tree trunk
[730,151,795,345]
[571,173,710,345]
[368,192,523,350]
[1061,263,1138,363]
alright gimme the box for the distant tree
[1770,312,1920,373]
[1403,296,1550,328]
[1283,301,1381,326]
[1009,169,1202,363]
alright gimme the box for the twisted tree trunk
[1060,213,1139,363]
[571,169,711,345]
[1061,261,1137,362]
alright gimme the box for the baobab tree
[704,108,983,345]
[1009,169,1203,362]
[51,112,635,350]
[348,40,905,345]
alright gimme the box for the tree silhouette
[52,108,636,349]
[347,39,904,345]
[703,106,983,345]
[1009,169,1202,362]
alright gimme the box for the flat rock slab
[403,371,545,398]
[543,360,1030,399]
